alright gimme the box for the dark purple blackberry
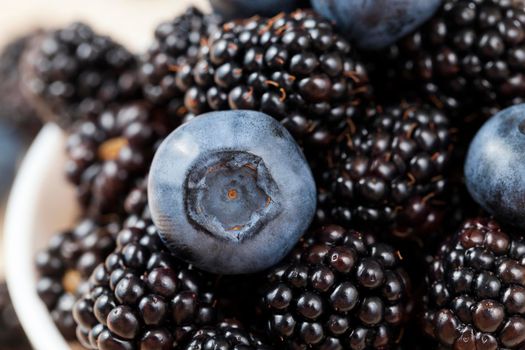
[423,218,525,349]
[319,102,454,239]
[374,0,525,123]
[0,33,42,138]
[140,6,221,114]
[124,176,149,217]
[184,320,273,349]
[177,9,371,146]
[35,219,120,341]
[0,282,31,350]
[74,216,218,349]
[22,22,140,128]
[263,225,412,349]
[64,102,176,217]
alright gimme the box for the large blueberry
[311,0,442,49]
[149,110,316,274]
[465,104,525,229]
[209,0,303,20]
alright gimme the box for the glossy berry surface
[263,225,412,349]
[209,0,302,20]
[73,217,218,350]
[35,218,120,340]
[184,320,272,350]
[311,0,441,49]
[465,104,525,229]
[65,101,178,217]
[176,9,371,146]
[374,0,525,121]
[140,7,221,111]
[23,22,140,127]
[319,103,454,238]
[149,110,316,274]
[423,218,525,349]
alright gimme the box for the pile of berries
[1,0,525,349]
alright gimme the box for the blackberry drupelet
[184,320,272,350]
[321,103,454,238]
[36,219,120,341]
[23,22,140,127]
[263,225,412,349]
[375,0,525,122]
[423,218,525,349]
[65,102,175,217]
[124,176,149,217]
[0,282,31,350]
[0,33,42,137]
[141,6,221,114]
[177,10,371,146]
[74,216,218,349]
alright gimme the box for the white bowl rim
[4,124,78,350]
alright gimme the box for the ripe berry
[465,104,525,229]
[263,225,412,349]
[311,0,441,49]
[73,217,218,349]
[423,218,525,349]
[319,102,454,238]
[176,9,371,146]
[209,0,304,20]
[149,110,316,274]
[184,320,272,349]
[23,23,140,127]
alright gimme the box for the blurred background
[0,0,207,271]
[0,2,204,349]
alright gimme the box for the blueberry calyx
[185,150,281,242]
[519,120,525,135]
[149,110,317,274]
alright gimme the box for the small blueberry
[209,0,303,20]
[311,0,442,49]
[149,110,317,274]
[465,104,525,229]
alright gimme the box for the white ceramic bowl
[2,2,209,348]
[4,124,80,350]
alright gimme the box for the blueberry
[149,110,316,274]
[311,0,442,49]
[209,0,303,20]
[465,104,525,229]
[0,120,22,199]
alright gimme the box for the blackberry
[177,10,371,146]
[140,7,221,113]
[22,22,140,128]
[65,102,176,217]
[74,216,218,349]
[423,218,525,349]
[0,282,31,349]
[0,33,41,137]
[263,225,412,349]
[184,320,272,349]
[320,103,454,239]
[35,219,120,340]
[374,0,525,122]
[124,176,149,217]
